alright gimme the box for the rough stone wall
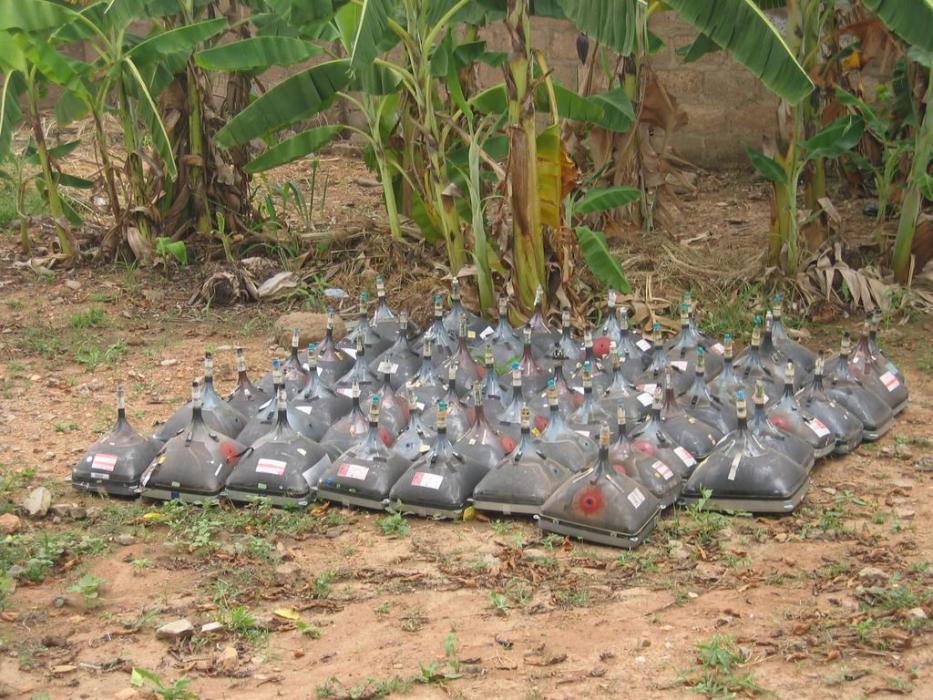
[479,14,779,166]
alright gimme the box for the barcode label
[627,488,646,508]
[652,460,674,480]
[575,429,590,437]
[337,462,369,480]
[806,417,831,437]
[638,383,657,394]
[674,446,696,467]
[710,343,724,355]
[879,371,900,392]
[671,360,688,372]
[480,326,494,339]
[256,458,287,475]
[296,405,313,414]
[637,392,654,407]
[636,339,652,352]
[412,471,443,489]
[91,453,118,472]
[378,361,399,374]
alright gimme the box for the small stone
[274,562,300,578]
[893,508,915,520]
[879,446,894,458]
[53,596,66,609]
[50,504,74,518]
[326,526,346,539]
[160,359,178,367]
[115,534,136,546]
[896,446,913,461]
[201,621,224,635]
[21,486,52,517]
[6,565,25,579]
[522,548,550,561]
[0,513,21,534]
[156,619,194,641]
[687,592,699,599]
[774,532,788,543]
[217,645,238,671]
[914,456,933,472]
[51,664,77,674]
[275,312,346,348]
[858,566,888,586]
[906,608,927,620]
[64,280,81,291]
[634,655,646,664]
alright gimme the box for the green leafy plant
[67,573,106,607]
[155,237,189,267]
[377,510,410,539]
[684,634,770,698]
[131,667,198,700]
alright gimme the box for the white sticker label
[256,458,287,476]
[636,339,652,352]
[671,360,688,372]
[674,446,696,467]
[728,452,741,481]
[806,417,831,437]
[638,383,657,394]
[337,462,369,480]
[412,471,443,489]
[573,386,585,394]
[378,361,399,374]
[90,472,110,480]
[710,343,724,355]
[480,326,494,339]
[627,488,646,508]
[575,429,590,437]
[879,371,900,392]
[91,453,118,472]
[652,460,674,481]
[637,392,654,407]
[344,347,357,358]
[296,405,313,414]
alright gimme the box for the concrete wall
[480,14,780,166]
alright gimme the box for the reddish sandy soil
[0,158,930,700]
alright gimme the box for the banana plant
[862,0,933,283]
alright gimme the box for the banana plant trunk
[186,63,212,237]
[27,77,77,262]
[92,111,125,255]
[505,0,546,313]
[892,74,932,283]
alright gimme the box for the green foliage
[67,573,106,606]
[68,307,108,330]
[131,667,198,700]
[155,237,189,267]
[574,226,632,294]
[376,510,410,538]
[685,634,770,698]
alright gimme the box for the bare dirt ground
[0,159,930,700]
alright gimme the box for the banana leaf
[575,186,640,214]
[0,70,23,157]
[350,0,399,75]
[863,0,933,53]
[589,88,634,132]
[558,0,637,57]
[661,0,813,104]
[801,115,864,160]
[244,125,342,174]
[215,60,350,148]
[126,18,228,64]
[0,0,76,32]
[746,147,785,183]
[195,37,322,72]
[575,225,631,293]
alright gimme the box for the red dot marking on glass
[769,416,790,431]
[220,442,239,464]
[593,337,612,357]
[378,427,394,447]
[500,435,517,452]
[577,486,605,515]
[632,440,655,456]
[612,462,629,476]
[477,366,486,379]
[534,415,549,432]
